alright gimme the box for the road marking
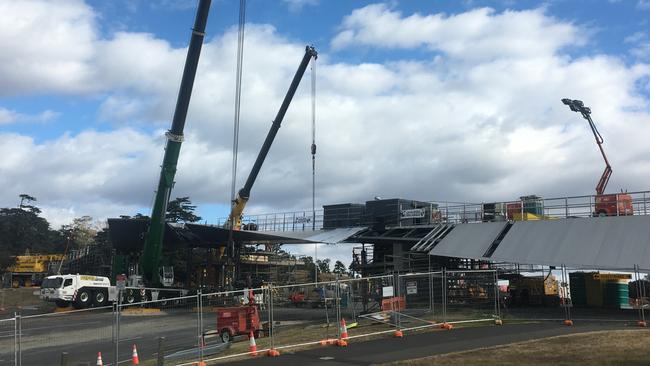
[118,336,143,342]
[320,356,335,360]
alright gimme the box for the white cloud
[331,5,583,61]
[0,107,59,125]
[1,1,650,233]
[0,0,97,95]
[283,0,319,12]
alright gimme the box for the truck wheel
[125,289,137,304]
[94,290,108,307]
[159,295,169,307]
[55,300,69,308]
[74,288,92,309]
[220,330,232,343]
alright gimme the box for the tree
[0,195,64,272]
[166,197,202,223]
[59,216,97,249]
[302,256,317,281]
[333,260,347,275]
[18,194,40,214]
[348,261,359,278]
[316,258,331,273]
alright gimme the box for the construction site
[1,1,650,366]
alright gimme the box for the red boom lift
[561,99,633,216]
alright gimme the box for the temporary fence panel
[339,275,397,340]
[396,272,444,330]
[196,287,270,363]
[444,270,498,323]
[0,317,15,366]
[117,293,200,365]
[270,280,342,350]
[18,305,114,366]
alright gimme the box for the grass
[0,287,54,314]
[381,330,650,366]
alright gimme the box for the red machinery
[216,291,262,343]
[562,99,633,216]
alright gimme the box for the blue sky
[1,0,650,242]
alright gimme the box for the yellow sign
[592,273,632,280]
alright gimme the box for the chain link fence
[0,317,16,366]
[6,267,650,365]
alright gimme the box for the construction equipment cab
[40,274,112,309]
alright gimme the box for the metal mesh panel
[444,270,498,323]
[271,281,341,349]
[19,306,114,365]
[339,275,396,339]
[0,317,15,366]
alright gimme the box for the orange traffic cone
[248,331,258,356]
[132,344,140,365]
[96,351,103,366]
[267,348,280,357]
[340,318,349,339]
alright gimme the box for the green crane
[140,0,212,286]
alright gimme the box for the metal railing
[215,191,650,232]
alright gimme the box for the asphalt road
[0,304,338,366]
[0,303,641,366]
[227,322,633,366]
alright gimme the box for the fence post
[335,276,341,340]
[565,198,568,218]
[157,337,165,366]
[17,312,21,366]
[196,290,203,362]
[428,260,434,317]
[493,270,501,322]
[395,272,401,331]
[59,352,69,366]
[269,284,277,353]
[114,294,121,366]
[13,312,18,366]
[442,268,447,324]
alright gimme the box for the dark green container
[604,280,629,309]
[569,272,587,307]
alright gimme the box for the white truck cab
[41,274,113,309]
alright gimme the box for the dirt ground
[383,329,650,366]
[0,287,54,315]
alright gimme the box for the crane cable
[227,0,246,276]
[310,54,317,282]
[310,52,316,230]
[231,0,246,205]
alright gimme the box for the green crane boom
[140,0,212,285]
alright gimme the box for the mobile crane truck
[41,0,213,308]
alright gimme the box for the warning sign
[406,281,417,295]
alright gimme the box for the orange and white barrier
[248,331,258,356]
[340,318,349,339]
[132,344,140,365]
